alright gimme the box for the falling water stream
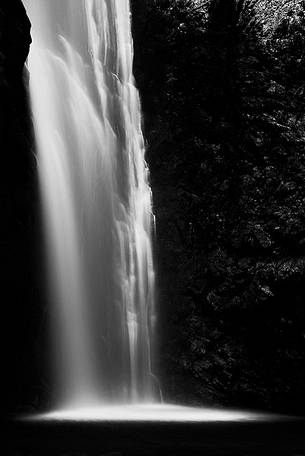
[23,0,156,408]
[21,0,283,424]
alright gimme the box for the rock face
[0,1,46,415]
[132,0,305,413]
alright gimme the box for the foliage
[132,0,305,412]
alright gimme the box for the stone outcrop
[0,1,46,415]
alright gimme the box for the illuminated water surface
[28,404,282,422]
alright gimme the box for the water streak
[23,0,156,407]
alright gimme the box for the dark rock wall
[0,1,46,415]
[132,0,305,413]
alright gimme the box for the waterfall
[23,0,157,407]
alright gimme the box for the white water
[23,0,156,407]
[28,404,279,423]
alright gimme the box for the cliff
[0,1,45,415]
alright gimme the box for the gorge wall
[0,0,45,415]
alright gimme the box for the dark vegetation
[1,0,305,416]
[132,0,305,413]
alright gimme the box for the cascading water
[20,0,282,426]
[23,0,157,408]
